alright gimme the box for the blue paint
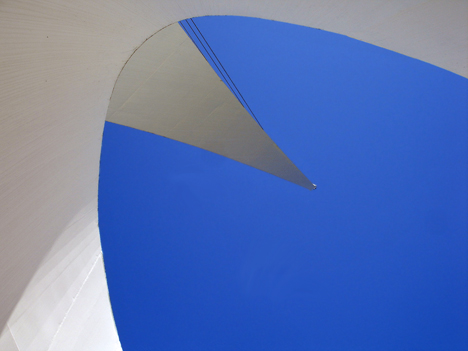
[99,16,468,350]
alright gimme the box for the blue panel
[99,16,468,351]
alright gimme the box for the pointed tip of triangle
[299,179,317,191]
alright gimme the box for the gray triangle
[107,23,315,190]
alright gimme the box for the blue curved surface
[99,16,468,350]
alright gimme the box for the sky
[98,16,468,350]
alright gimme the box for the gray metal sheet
[107,23,315,189]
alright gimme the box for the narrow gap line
[46,253,102,351]
[180,21,240,103]
[180,19,263,129]
[189,19,262,128]
[6,324,21,351]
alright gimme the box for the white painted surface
[1,0,466,349]
[0,327,20,351]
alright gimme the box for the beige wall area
[1,1,466,350]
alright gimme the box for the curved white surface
[1,1,466,350]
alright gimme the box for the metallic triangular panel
[107,23,315,190]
